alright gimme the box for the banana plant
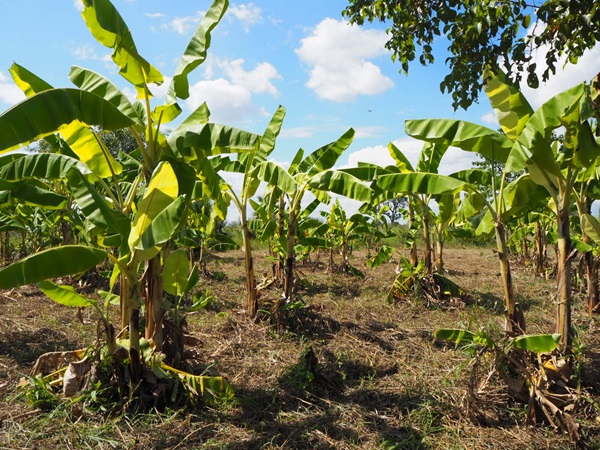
[253,129,372,303]
[504,80,600,353]
[0,0,259,402]
[404,69,550,335]
[215,106,286,318]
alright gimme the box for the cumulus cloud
[280,127,316,139]
[0,71,25,106]
[341,137,478,176]
[480,111,499,127]
[228,3,263,32]
[353,125,388,139]
[519,22,600,109]
[187,58,280,123]
[163,14,202,35]
[296,18,393,102]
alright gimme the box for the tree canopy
[342,0,600,110]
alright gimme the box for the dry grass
[1,246,600,449]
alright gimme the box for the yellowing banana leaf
[483,67,533,141]
[167,0,228,101]
[0,245,107,289]
[0,88,135,153]
[134,195,186,257]
[81,0,163,95]
[37,280,94,308]
[163,363,235,404]
[128,161,178,254]
[9,63,52,96]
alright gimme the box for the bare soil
[1,246,600,449]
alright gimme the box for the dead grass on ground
[1,246,600,449]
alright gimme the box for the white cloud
[342,145,395,168]
[0,71,25,106]
[280,127,316,139]
[186,58,280,123]
[163,13,203,35]
[145,12,166,19]
[353,125,388,139]
[72,44,99,60]
[296,18,393,102]
[220,59,280,96]
[519,22,600,109]
[480,111,499,126]
[342,137,478,175]
[73,0,83,12]
[228,3,263,32]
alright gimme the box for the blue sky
[1,1,599,218]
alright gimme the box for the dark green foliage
[342,0,600,109]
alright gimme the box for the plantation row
[0,0,599,444]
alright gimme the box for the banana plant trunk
[341,235,349,272]
[585,250,598,316]
[436,234,444,273]
[284,209,296,301]
[421,202,433,276]
[535,221,545,277]
[241,208,258,318]
[495,220,526,335]
[145,255,164,351]
[408,201,418,267]
[556,201,573,354]
[276,194,285,283]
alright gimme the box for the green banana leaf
[67,170,130,238]
[295,128,355,176]
[0,245,107,289]
[405,119,513,163]
[512,333,561,353]
[309,170,372,202]
[69,66,144,126]
[10,184,67,210]
[0,88,135,153]
[37,280,94,308]
[388,142,415,172]
[376,172,467,195]
[167,0,228,101]
[253,161,297,196]
[506,83,587,174]
[81,0,164,95]
[163,250,190,297]
[416,142,447,174]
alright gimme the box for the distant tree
[382,196,408,223]
[342,0,600,110]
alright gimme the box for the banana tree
[504,81,600,353]
[0,0,260,402]
[253,129,372,303]
[213,106,286,318]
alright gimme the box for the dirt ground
[1,245,600,449]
